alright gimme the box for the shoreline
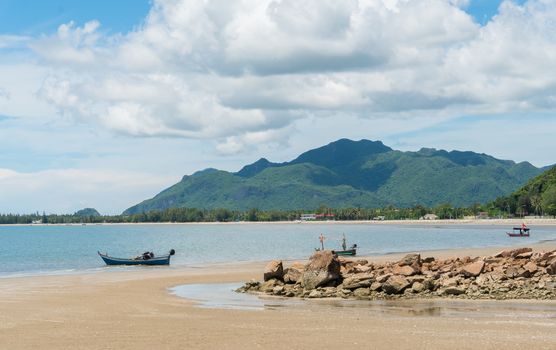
[1,243,555,349]
[2,240,556,280]
[3,217,556,227]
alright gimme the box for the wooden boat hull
[98,252,172,265]
[506,233,530,237]
[332,249,357,256]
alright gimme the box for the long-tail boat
[506,227,530,237]
[98,249,175,265]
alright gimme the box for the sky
[0,0,554,214]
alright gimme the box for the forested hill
[123,139,543,214]
[491,165,556,216]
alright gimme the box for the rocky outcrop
[263,260,284,281]
[283,262,305,284]
[238,247,556,301]
[301,250,341,289]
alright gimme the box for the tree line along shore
[1,201,554,225]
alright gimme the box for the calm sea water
[1,223,555,277]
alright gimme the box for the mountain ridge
[123,139,545,214]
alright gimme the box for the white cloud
[20,0,556,156]
[0,167,176,214]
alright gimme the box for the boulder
[516,252,533,259]
[505,266,519,278]
[444,287,466,295]
[376,273,393,283]
[495,248,532,258]
[393,264,419,276]
[399,253,422,268]
[412,281,425,293]
[354,264,372,273]
[353,288,371,298]
[341,274,375,290]
[547,259,556,275]
[283,262,305,284]
[523,261,538,274]
[301,250,341,289]
[460,261,485,277]
[382,275,411,294]
[264,260,284,281]
[370,281,383,291]
[260,279,283,293]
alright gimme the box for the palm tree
[531,195,543,217]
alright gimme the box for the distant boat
[334,234,357,256]
[506,227,530,237]
[98,249,176,265]
[332,246,357,256]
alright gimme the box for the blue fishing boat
[98,249,175,266]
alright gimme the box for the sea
[1,222,555,278]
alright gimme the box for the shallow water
[171,282,556,320]
[1,223,555,277]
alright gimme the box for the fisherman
[342,234,347,251]
[319,233,325,250]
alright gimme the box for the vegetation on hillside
[491,165,556,216]
[124,139,542,214]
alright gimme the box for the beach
[1,243,555,350]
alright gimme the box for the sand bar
[1,243,555,350]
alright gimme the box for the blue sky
[0,0,555,214]
[0,1,529,35]
[0,0,150,35]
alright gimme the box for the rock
[376,273,393,283]
[516,252,533,259]
[283,262,305,284]
[301,250,341,290]
[260,279,283,293]
[440,277,460,287]
[399,253,421,267]
[354,264,372,273]
[412,281,425,293]
[341,274,375,289]
[547,260,556,275]
[460,261,485,277]
[264,260,284,281]
[422,256,435,263]
[308,290,323,298]
[495,248,532,258]
[382,275,411,294]
[353,288,371,298]
[393,265,419,276]
[505,266,519,279]
[524,261,538,274]
[444,287,466,295]
[370,282,383,291]
[510,247,532,257]
[272,286,285,295]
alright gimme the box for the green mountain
[74,208,101,217]
[123,139,544,214]
[492,164,556,216]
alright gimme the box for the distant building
[316,213,335,220]
[420,214,438,220]
[373,216,385,221]
[300,213,317,221]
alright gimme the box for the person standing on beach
[319,233,325,250]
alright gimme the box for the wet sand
[1,243,555,349]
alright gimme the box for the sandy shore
[1,243,555,350]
